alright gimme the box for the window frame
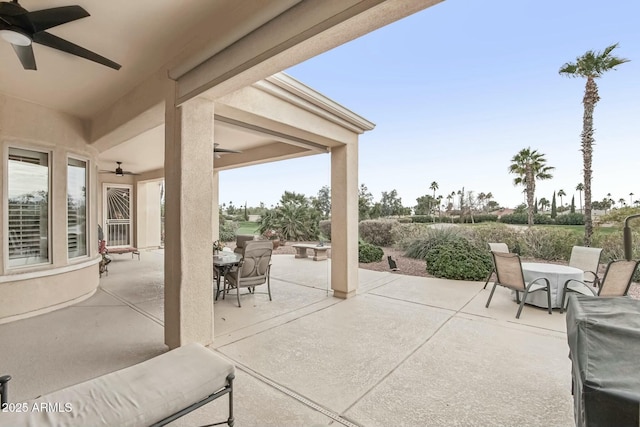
[4,144,53,270]
[66,154,89,261]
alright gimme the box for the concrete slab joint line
[234,364,360,427]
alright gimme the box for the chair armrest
[1,374,11,405]
[564,278,597,296]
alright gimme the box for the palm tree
[558,189,566,207]
[576,183,584,212]
[429,181,439,199]
[538,197,550,212]
[560,43,629,246]
[508,148,554,225]
[630,192,635,205]
[619,198,626,207]
[478,192,486,211]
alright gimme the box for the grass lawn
[235,221,260,235]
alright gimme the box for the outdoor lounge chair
[486,251,552,319]
[224,240,273,307]
[483,242,509,289]
[568,245,603,287]
[560,259,640,313]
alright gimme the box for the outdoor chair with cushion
[560,259,640,313]
[486,251,552,319]
[483,242,509,289]
[568,245,603,288]
[224,240,273,307]
[234,234,256,254]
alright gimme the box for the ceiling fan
[100,162,138,177]
[214,143,241,159]
[0,0,120,70]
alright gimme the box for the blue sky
[219,0,640,211]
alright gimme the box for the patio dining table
[213,252,242,300]
[515,262,584,309]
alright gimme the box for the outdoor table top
[213,252,242,267]
[521,262,583,275]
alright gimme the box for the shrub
[464,223,522,254]
[219,220,238,242]
[554,213,585,225]
[319,220,331,241]
[519,227,580,261]
[259,203,320,241]
[599,207,640,225]
[412,215,435,223]
[459,214,498,224]
[391,223,433,249]
[425,238,493,281]
[498,213,528,224]
[593,230,640,263]
[397,216,413,223]
[404,227,463,260]
[359,219,397,247]
[358,240,384,263]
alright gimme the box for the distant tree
[486,200,500,211]
[312,185,331,219]
[227,201,236,215]
[560,43,629,246]
[619,198,626,207]
[414,195,436,216]
[570,195,576,213]
[358,184,374,220]
[534,197,538,214]
[380,189,404,217]
[508,148,554,225]
[558,189,566,207]
[630,192,635,205]
[280,191,308,206]
[539,197,549,212]
[551,192,557,219]
[576,183,584,212]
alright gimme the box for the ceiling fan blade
[26,6,89,32]
[0,2,28,17]
[32,31,121,70]
[12,43,36,70]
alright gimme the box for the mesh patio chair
[224,240,273,307]
[560,259,640,313]
[486,251,552,319]
[483,243,509,289]
[568,246,603,288]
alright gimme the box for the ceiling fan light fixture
[0,29,31,46]
[115,162,124,176]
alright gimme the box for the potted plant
[262,229,281,249]
[213,240,224,255]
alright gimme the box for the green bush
[412,215,435,223]
[319,220,331,241]
[593,230,640,263]
[404,227,463,260]
[219,220,238,242]
[425,238,493,281]
[499,213,554,225]
[599,207,640,225]
[358,240,384,263]
[397,216,413,223]
[359,219,397,247]
[554,213,585,225]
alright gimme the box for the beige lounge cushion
[0,343,234,427]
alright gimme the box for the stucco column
[330,141,359,298]
[164,82,215,349]
[212,170,220,241]
[136,181,162,248]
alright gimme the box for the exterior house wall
[0,94,100,322]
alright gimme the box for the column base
[333,289,356,299]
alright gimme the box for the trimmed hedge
[554,213,585,225]
[499,213,554,224]
[359,241,384,263]
[359,219,397,247]
[319,220,331,241]
[425,238,493,281]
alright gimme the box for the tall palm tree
[560,43,629,246]
[619,198,626,207]
[508,148,554,225]
[538,197,550,212]
[630,192,635,205]
[558,189,566,207]
[576,183,584,212]
[429,181,439,199]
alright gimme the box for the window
[68,158,87,258]
[7,148,50,267]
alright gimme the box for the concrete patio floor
[0,249,574,426]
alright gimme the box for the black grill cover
[566,294,640,427]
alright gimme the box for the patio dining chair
[568,245,603,288]
[483,242,509,289]
[560,259,640,313]
[224,240,273,307]
[486,251,552,319]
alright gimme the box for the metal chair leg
[483,269,494,290]
[485,283,498,308]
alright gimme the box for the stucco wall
[0,94,100,322]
